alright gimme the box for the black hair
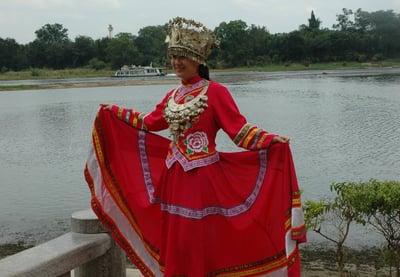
[198,64,210,80]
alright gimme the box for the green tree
[283,31,306,62]
[304,183,363,276]
[247,24,271,65]
[94,37,110,63]
[309,11,321,30]
[0,38,27,71]
[354,9,400,57]
[333,8,355,31]
[72,36,96,67]
[135,25,168,66]
[27,23,71,68]
[87,58,106,70]
[34,23,69,44]
[106,33,141,69]
[335,179,400,276]
[300,10,321,31]
[214,20,252,67]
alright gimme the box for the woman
[85,17,306,276]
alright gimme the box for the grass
[1,60,400,82]
[219,59,400,72]
[0,68,114,81]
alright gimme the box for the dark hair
[198,64,210,80]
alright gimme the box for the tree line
[1,8,400,72]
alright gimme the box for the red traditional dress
[84,76,306,276]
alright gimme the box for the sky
[1,0,400,44]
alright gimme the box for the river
[0,69,399,248]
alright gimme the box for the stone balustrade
[0,210,128,277]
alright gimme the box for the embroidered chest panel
[163,79,209,143]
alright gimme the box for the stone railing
[0,210,127,277]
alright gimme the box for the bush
[372,53,385,62]
[88,58,106,70]
[30,68,40,77]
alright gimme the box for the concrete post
[71,210,126,277]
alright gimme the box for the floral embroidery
[184,131,209,155]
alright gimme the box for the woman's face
[170,55,199,82]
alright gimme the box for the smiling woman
[85,16,306,277]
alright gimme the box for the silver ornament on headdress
[166,17,219,64]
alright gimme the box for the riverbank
[1,61,400,91]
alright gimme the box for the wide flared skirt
[84,109,306,277]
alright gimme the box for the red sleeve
[110,91,172,132]
[210,82,276,150]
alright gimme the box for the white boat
[113,64,165,77]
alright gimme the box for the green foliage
[333,8,355,31]
[0,38,27,71]
[87,58,106,70]
[106,33,141,69]
[72,36,96,67]
[304,185,361,276]
[214,20,253,67]
[30,68,40,77]
[305,179,400,276]
[135,25,168,66]
[28,23,72,69]
[34,23,69,45]
[1,9,400,71]
[300,10,321,31]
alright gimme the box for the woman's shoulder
[209,80,227,89]
[208,80,232,98]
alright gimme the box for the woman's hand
[272,134,290,144]
[100,103,113,110]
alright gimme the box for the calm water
[1,70,399,247]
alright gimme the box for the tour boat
[113,64,165,77]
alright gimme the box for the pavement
[127,268,143,277]
[71,268,143,276]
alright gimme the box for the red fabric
[109,80,275,166]
[85,108,306,276]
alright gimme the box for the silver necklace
[164,81,209,143]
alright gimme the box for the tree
[333,8,355,31]
[247,24,271,65]
[214,20,252,67]
[28,23,71,68]
[94,37,110,63]
[71,36,96,67]
[0,38,27,71]
[336,179,400,276]
[309,11,321,30]
[300,10,321,31]
[304,183,363,276]
[34,23,69,45]
[306,180,400,276]
[283,31,306,61]
[354,9,400,57]
[106,33,141,69]
[135,25,168,66]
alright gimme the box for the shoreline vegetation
[1,60,400,91]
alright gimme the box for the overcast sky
[1,0,400,44]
